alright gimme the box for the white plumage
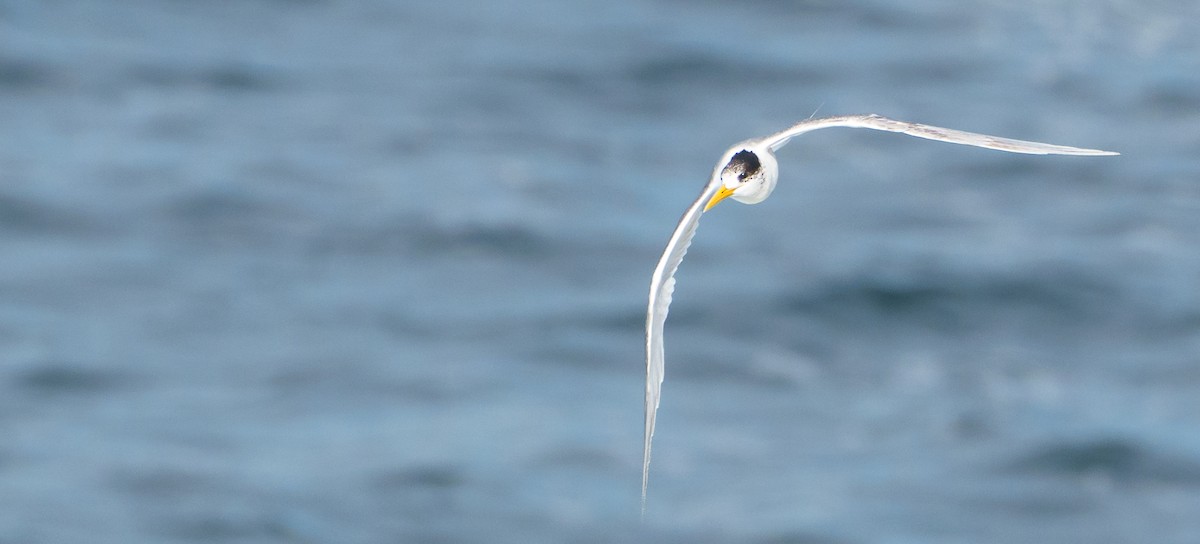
[642,114,1117,514]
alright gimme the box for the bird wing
[643,171,722,514]
[761,114,1118,156]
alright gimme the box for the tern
[642,114,1117,513]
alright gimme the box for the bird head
[704,144,779,211]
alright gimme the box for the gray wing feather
[763,114,1118,156]
[643,177,720,515]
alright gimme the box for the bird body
[641,114,1117,514]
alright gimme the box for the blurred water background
[2,1,1199,542]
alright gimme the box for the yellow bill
[704,185,736,211]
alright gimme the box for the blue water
[2,1,1199,542]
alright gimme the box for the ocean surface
[2,1,1199,542]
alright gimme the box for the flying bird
[641,114,1117,513]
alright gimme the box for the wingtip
[1060,148,1119,156]
[640,477,650,519]
[640,460,650,518]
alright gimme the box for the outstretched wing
[643,173,721,514]
[760,114,1118,156]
